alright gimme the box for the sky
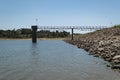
[0,0,120,30]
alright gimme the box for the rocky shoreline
[65,27,120,70]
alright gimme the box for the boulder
[113,55,120,60]
[111,64,120,69]
[97,47,104,51]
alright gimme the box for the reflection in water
[0,40,120,80]
[31,43,39,55]
[30,43,40,67]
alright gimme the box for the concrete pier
[31,26,37,43]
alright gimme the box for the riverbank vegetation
[0,29,70,39]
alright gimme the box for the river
[0,40,120,80]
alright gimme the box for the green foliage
[0,29,70,38]
[0,28,32,38]
[37,30,70,38]
[114,25,120,28]
[21,28,32,34]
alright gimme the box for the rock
[112,59,120,64]
[94,54,99,57]
[105,58,112,62]
[110,52,116,57]
[111,64,120,69]
[112,43,120,47]
[113,55,120,60]
[106,64,111,67]
[97,47,104,51]
[99,41,104,46]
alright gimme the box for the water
[0,40,120,80]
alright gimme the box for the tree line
[0,28,70,38]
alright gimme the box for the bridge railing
[38,26,107,30]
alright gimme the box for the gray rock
[97,47,104,51]
[113,55,120,60]
[111,64,120,69]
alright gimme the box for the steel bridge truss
[31,25,107,43]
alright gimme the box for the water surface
[0,40,120,80]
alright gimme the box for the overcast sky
[0,0,120,30]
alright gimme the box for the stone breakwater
[65,27,120,69]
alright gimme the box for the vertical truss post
[71,28,74,40]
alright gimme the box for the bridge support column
[71,28,74,40]
[31,26,37,43]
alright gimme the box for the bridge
[31,25,107,43]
